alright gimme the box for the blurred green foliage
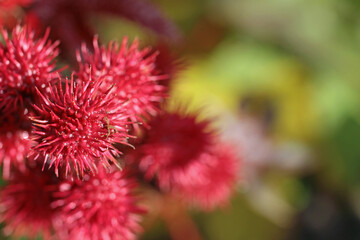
[153,0,360,239]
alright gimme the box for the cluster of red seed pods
[0,24,240,240]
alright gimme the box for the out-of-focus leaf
[171,40,317,140]
[312,73,360,134]
[192,194,282,240]
[329,117,360,186]
[208,0,360,90]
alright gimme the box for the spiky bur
[171,144,239,210]
[0,25,60,118]
[30,74,131,179]
[0,163,59,239]
[139,113,213,185]
[137,112,239,210]
[52,167,145,240]
[0,122,32,179]
[76,36,167,129]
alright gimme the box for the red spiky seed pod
[52,167,145,240]
[0,122,32,179]
[0,25,60,117]
[30,74,131,178]
[77,36,167,128]
[171,144,239,210]
[0,163,59,239]
[139,113,214,186]
[138,112,239,210]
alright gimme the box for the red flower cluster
[0,23,240,240]
[0,25,153,239]
[0,163,144,240]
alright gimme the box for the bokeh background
[3,0,360,239]
[134,0,360,239]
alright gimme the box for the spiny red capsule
[30,74,131,179]
[0,25,60,117]
[139,113,214,186]
[0,122,32,179]
[52,167,145,240]
[76,36,167,128]
[0,163,59,239]
[171,144,239,210]
[138,112,239,210]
